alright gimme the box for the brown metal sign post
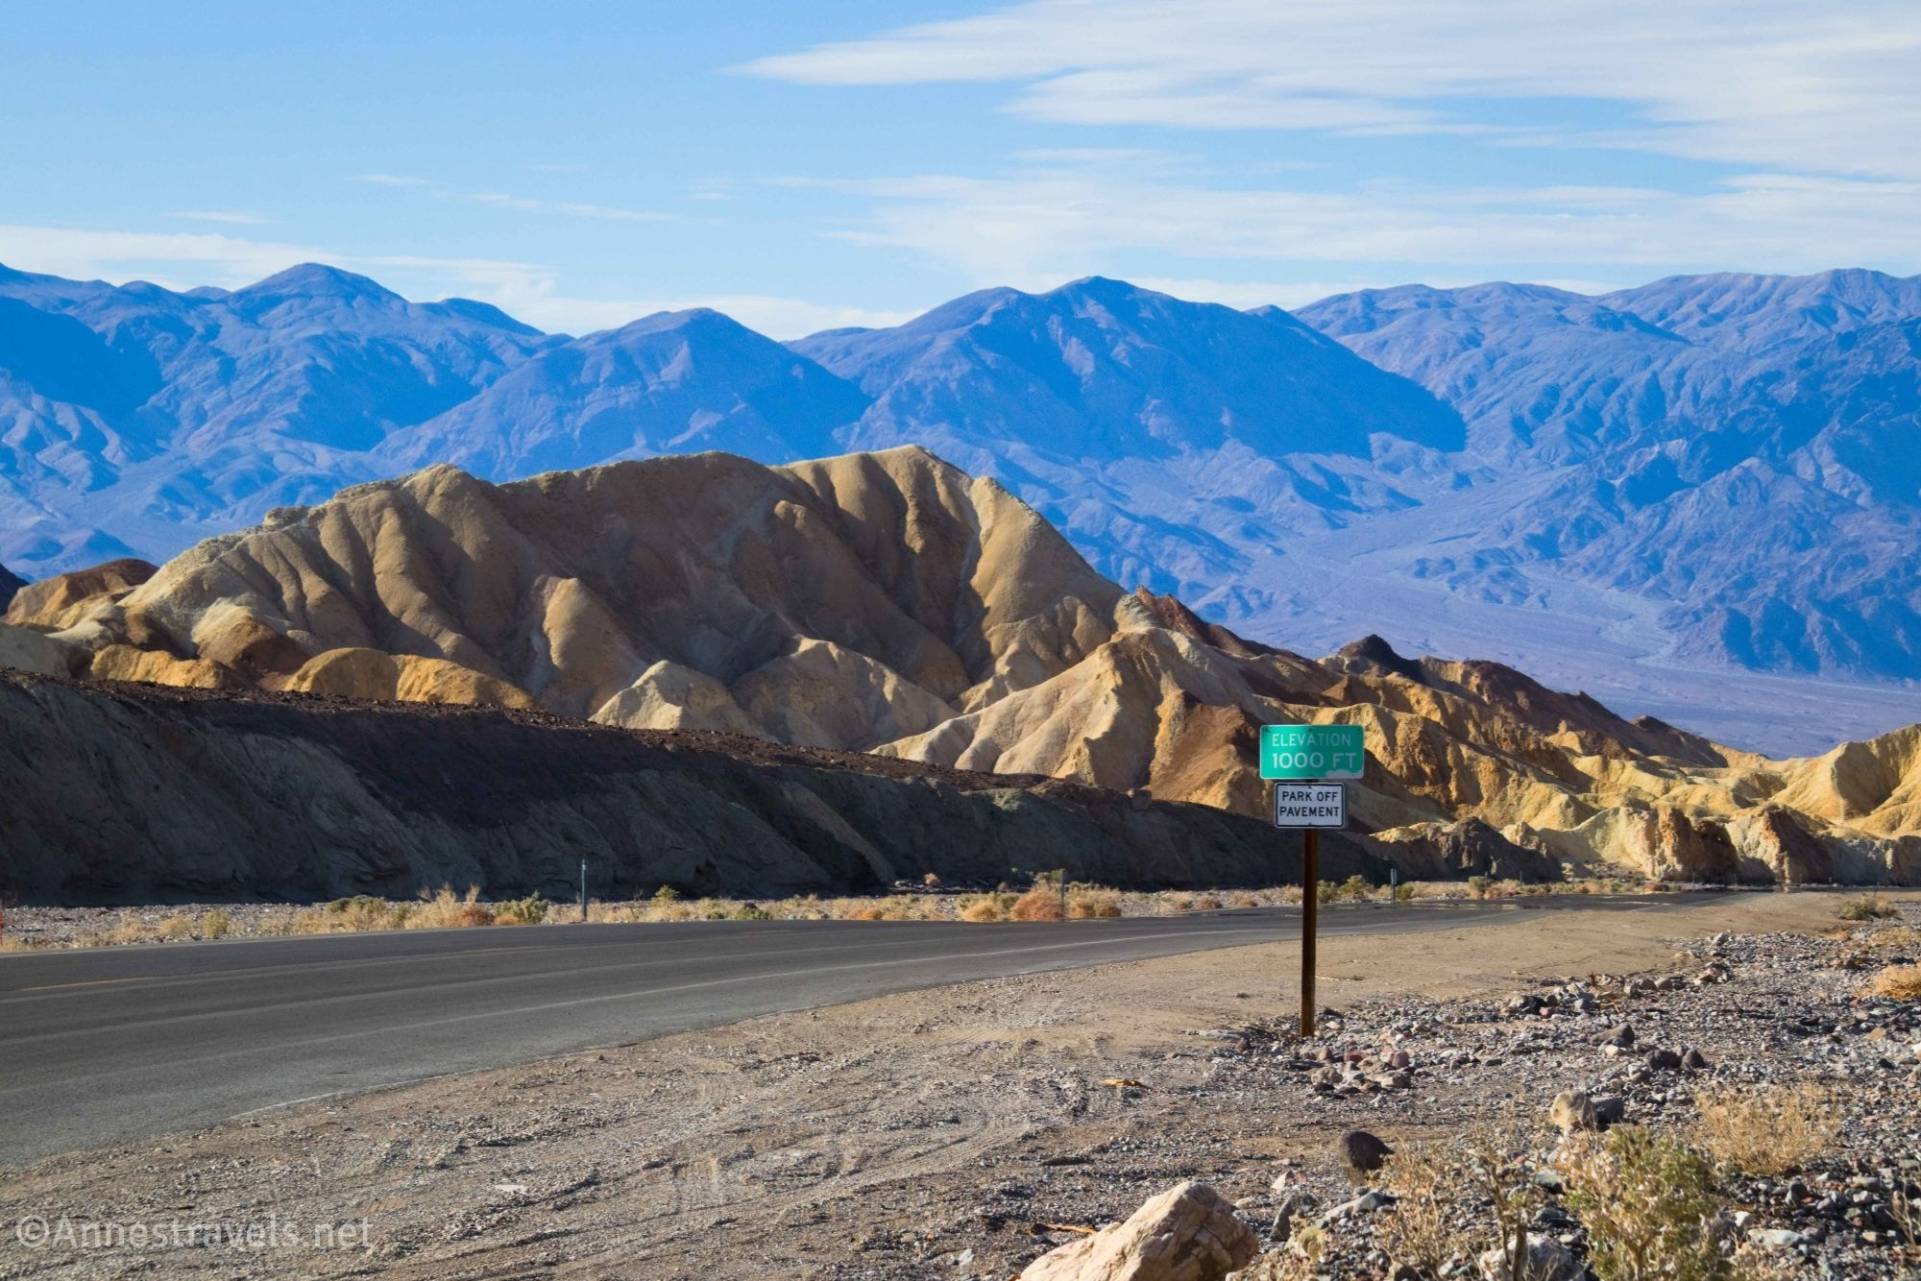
[1263,737,1358,1040]
[1301,826,1319,1036]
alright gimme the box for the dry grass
[405,885,495,930]
[1067,888,1122,919]
[1008,885,1065,921]
[1692,1082,1837,1176]
[1867,963,1921,1001]
[1376,1139,1470,1278]
[958,897,1004,923]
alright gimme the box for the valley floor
[3,892,1917,1279]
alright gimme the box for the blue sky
[4,0,1918,335]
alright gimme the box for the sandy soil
[1,891,1911,1280]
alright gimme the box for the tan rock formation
[47,446,1921,886]
[3,557,156,631]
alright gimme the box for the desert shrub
[1189,894,1223,911]
[1868,963,1921,1001]
[494,893,549,925]
[1691,1082,1836,1175]
[652,884,682,904]
[1230,892,1261,909]
[156,913,198,941]
[1839,894,1900,922]
[729,902,772,921]
[1067,888,1122,919]
[294,896,410,933]
[959,897,1003,923]
[1339,874,1372,901]
[1467,875,1491,900]
[407,885,494,929]
[1009,885,1065,921]
[1378,1138,1473,1278]
[199,909,232,939]
[921,872,941,888]
[1392,882,1415,902]
[587,902,646,924]
[1563,1126,1739,1281]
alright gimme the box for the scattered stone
[1599,1023,1637,1049]
[1476,1232,1580,1281]
[1646,1048,1684,1072]
[1747,1227,1808,1249]
[1337,1130,1393,1178]
[1548,1090,1599,1135]
[1681,1047,1709,1071]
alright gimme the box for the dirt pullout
[0,670,1382,905]
[5,892,1911,1280]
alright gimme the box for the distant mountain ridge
[3,261,1919,750]
[1297,269,1921,677]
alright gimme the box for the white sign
[1272,782,1346,829]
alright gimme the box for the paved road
[0,895,1707,1164]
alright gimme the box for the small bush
[1467,875,1491,900]
[921,872,941,888]
[1009,885,1065,921]
[1868,963,1921,1001]
[1839,894,1900,922]
[1067,888,1122,919]
[959,897,1003,923]
[199,909,232,939]
[730,902,772,921]
[1377,1139,1471,1278]
[1340,874,1372,901]
[652,884,682,904]
[1392,882,1415,902]
[495,893,549,926]
[1564,1125,1738,1281]
[407,885,494,930]
[1692,1082,1836,1175]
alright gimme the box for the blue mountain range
[3,260,1918,747]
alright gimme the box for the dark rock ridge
[0,560,21,612]
[0,671,1385,906]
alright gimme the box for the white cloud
[743,0,1921,180]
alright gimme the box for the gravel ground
[1,891,1916,1280]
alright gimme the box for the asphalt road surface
[0,894,1709,1165]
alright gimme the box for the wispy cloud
[351,173,435,188]
[164,210,270,226]
[465,192,670,223]
[783,164,1921,288]
[743,0,1921,181]
[353,172,671,223]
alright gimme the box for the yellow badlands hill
[7,446,1917,885]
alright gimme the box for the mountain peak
[234,263,402,304]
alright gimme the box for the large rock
[1017,1181,1256,1281]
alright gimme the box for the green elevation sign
[1259,723,1365,780]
